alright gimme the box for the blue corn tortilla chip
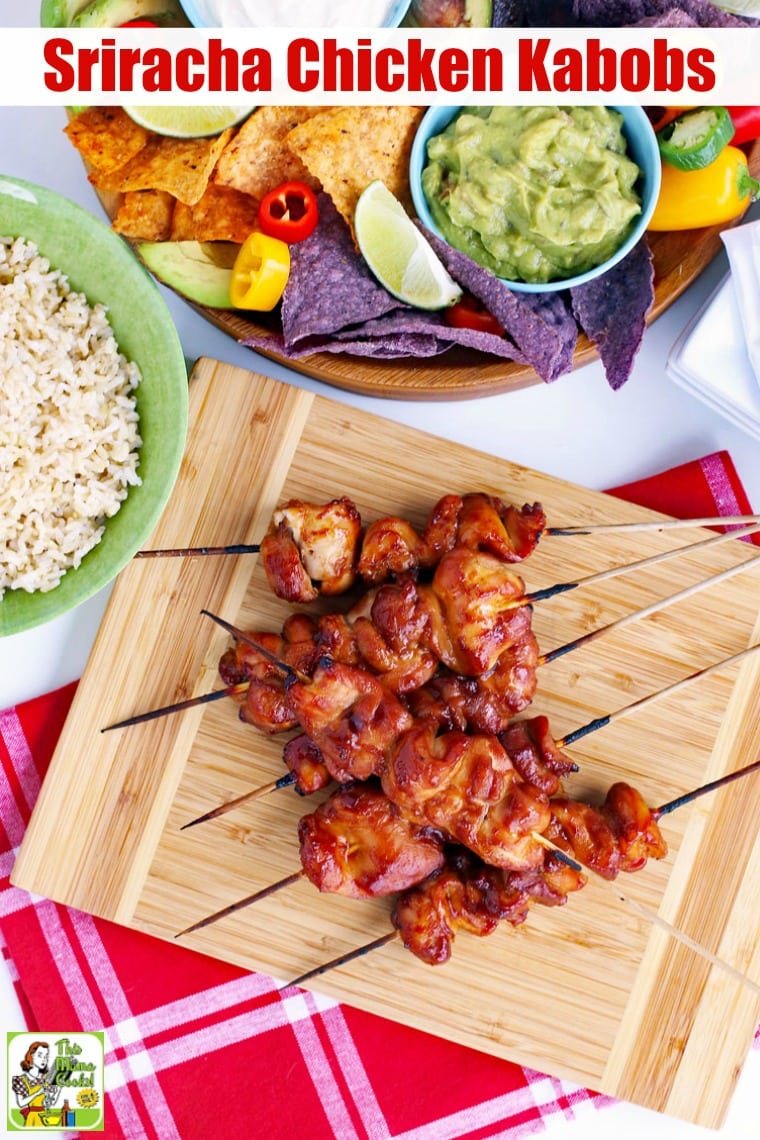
[281,193,406,346]
[570,238,655,391]
[570,0,756,25]
[419,224,578,382]
[521,0,756,22]
[244,307,533,362]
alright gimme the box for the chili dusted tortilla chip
[213,106,329,200]
[170,182,259,243]
[90,128,234,205]
[285,105,425,235]
[112,189,175,241]
[64,107,149,174]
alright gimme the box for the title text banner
[1,27,758,106]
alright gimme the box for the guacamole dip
[421,106,642,284]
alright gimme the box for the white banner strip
[1,27,759,106]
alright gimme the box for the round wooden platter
[104,140,760,403]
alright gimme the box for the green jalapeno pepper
[657,107,735,171]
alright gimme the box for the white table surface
[1,86,760,1139]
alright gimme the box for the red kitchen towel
[1,451,756,1140]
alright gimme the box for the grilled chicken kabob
[178,734,760,978]
[135,491,760,605]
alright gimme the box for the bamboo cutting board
[13,359,760,1128]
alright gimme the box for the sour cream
[182,0,403,27]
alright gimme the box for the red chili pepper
[118,19,159,26]
[727,107,760,146]
[445,293,504,337]
[258,181,319,245]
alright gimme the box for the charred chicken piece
[408,619,539,733]
[381,719,551,871]
[455,494,546,564]
[286,658,415,783]
[392,849,585,965]
[545,782,668,879]
[499,715,577,795]
[260,497,362,603]
[282,734,332,796]
[358,493,463,584]
[297,782,445,899]
[426,548,529,675]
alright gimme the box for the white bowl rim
[179,0,411,27]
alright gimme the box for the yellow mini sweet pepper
[648,145,760,231]
[230,231,290,310]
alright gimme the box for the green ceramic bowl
[0,175,188,636]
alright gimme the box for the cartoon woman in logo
[11,1041,60,1127]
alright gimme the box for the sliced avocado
[40,0,92,27]
[71,0,190,27]
[138,241,238,309]
[403,0,492,27]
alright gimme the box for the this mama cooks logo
[6,1032,104,1131]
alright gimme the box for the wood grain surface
[13,359,760,1127]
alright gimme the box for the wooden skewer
[545,513,760,536]
[278,758,760,994]
[280,932,400,992]
[558,643,760,747]
[179,774,298,830]
[200,609,312,683]
[176,870,304,937]
[180,642,760,829]
[101,613,309,732]
[530,521,760,603]
[101,682,249,732]
[135,542,261,558]
[133,514,760,558]
[540,553,760,665]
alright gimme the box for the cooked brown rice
[0,234,142,599]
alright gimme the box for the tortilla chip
[64,107,149,174]
[570,236,654,390]
[214,106,330,200]
[170,182,259,243]
[90,129,234,206]
[285,106,425,235]
[111,189,175,241]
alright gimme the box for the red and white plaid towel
[1,452,757,1140]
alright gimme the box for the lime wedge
[123,105,255,138]
[711,0,760,11]
[354,180,462,310]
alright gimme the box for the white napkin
[667,273,760,442]
[721,220,760,390]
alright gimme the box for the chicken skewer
[133,492,760,602]
[280,757,760,989]
[181,641,760,829]
[167,540,760,825]
[177,753,760,982]
[102,540,760,736]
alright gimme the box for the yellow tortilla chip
[91,129,234,206]
[170,183,259,243]
[285,106,425,235]
[111,190,175,241]
[64,107,149,174]
[214,106,331,200]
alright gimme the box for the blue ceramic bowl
[179,0,412,26]
[410,105,661,294]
